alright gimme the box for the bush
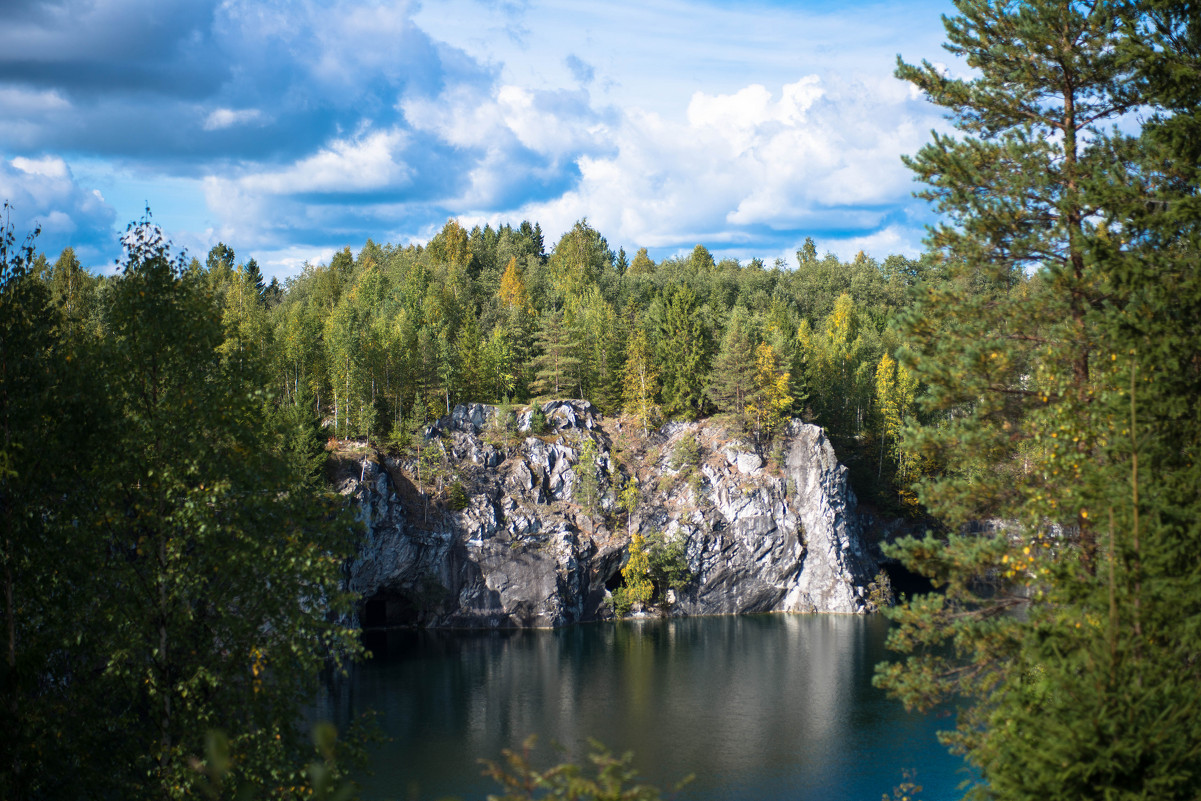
[866,569,894,611]
[670,436,700,471]
[482,735,688,801]
[645,531,692,601]
[612,533,654,616]
[529,404,549,435]
[448,480,470,511]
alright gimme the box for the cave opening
[604,568,625,593]
[361,589,422,630]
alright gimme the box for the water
[329,614,968,801]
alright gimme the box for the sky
[0,0,960,278]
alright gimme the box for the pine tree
[531,309,581,398]
[707,311,756,418]
[876,2,1201,798]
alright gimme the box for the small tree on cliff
[574,436,603,534]
[613,533,653,616]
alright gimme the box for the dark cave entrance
[604,567,625,593]
[361,589,422,630]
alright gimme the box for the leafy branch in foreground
[481,736,691,801]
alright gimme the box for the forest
[3,0,1200,798]
[27,216,937,508]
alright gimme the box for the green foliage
[745,342,792,444]
[655,285,709,419]
[669,436,700,472]
[645,531,692,601]
[531,309,581,398]
[611,531,689,616]
[528,403,549,435]
[1,216,363,799]
[707,309,756,418]
[574,436,603,532]
[865,569,894,612]
[621,330,660,438]
[481,735,687,801]
[612,532,654,616]
[876,2,1201,799]
[449,480,470,511]
[191,723,362,801]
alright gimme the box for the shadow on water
[325,615,966,801]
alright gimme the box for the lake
[326,614,968,800]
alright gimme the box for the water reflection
[328,615,964,801]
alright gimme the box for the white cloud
[12,155,71,180]
[0,155,117,265]
[0,87,71,114]
[250,244,340,281]
[210,128,412,201]
[403,83,607,158]
[199,128,418,249]
[500,73,942,253]
[826,225,927,261]
[203,107,266,131]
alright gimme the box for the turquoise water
[329,614,968,800]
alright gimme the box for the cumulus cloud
[0,155,117,265]
[509,73,942,257]
[0,0,955,273]
[0,0,485,165]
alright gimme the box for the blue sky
[0,0,959,277]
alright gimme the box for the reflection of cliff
[340,400,877,629]
[331,616,950,801]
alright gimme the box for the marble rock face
[343,402,876,629]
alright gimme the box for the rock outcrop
[340,401,877,629]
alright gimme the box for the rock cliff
[338,400,877,629]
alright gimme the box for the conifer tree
[707,311,756,417]
[656,286,709,420]
[531,309,580,397]
[243,257,266,305]
[876,2,1201,798]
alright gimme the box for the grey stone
[343,404,877,629]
